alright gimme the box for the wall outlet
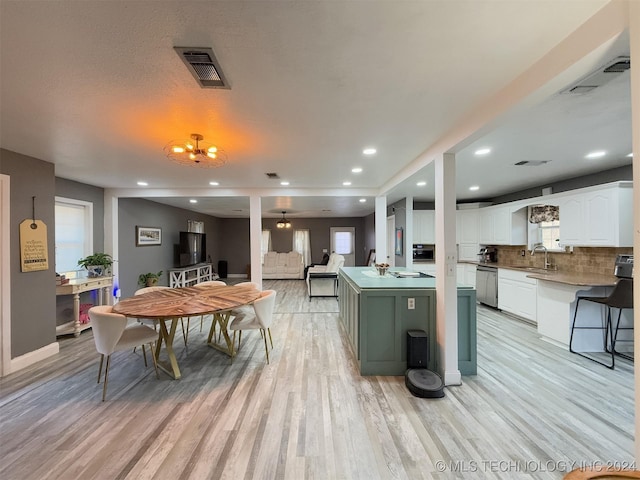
[322,248,328,253]
[408,298,415,309]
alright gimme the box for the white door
[386,216,395,267]
[330,227,355,267]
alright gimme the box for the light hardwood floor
[0,279,635,480]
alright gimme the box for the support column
[375,196,387,265]
[405,196,414,270]
[435,152,460,385]
[628,0,640,463]
[103,190,118,303]
[249,196,263,290]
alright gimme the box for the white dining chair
[224,281,260,341]
[229,290,277,364]
[89,305,159,401]
[192,280,227,336]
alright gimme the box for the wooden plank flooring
[0,279,635,479]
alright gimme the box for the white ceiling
[0,1,632,218]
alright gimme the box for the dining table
[112,283,261,379]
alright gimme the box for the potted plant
[77,253,113,278]
[138,271,163,287]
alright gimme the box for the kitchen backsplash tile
[496,246,633,275]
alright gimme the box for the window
[539,220,560,250]
[55,197,93,273]
[333,231,353,255]
[293,229,311,266]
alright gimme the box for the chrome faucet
[531,244,552,269]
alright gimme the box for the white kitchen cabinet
[413,210,435,244]
[456,210,480,261]
[479,205,527,245]
[497,268,537,322]
[557,183,633,247]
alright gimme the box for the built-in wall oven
[413,244,435,262]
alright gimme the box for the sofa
[262,251,305,279]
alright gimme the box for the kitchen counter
[338,267,477,376]
[458,260,618,287]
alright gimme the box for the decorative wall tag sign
[20,219,49,272]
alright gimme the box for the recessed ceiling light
[189,199,198,204]
[474,147,491,156]
[469,185,480,191]
[137,181,148,186]
[343,181,352,186]
[209,181,219,186]
[416,181,427,187]
[351,167,363,173]
[280,181,290,186]
[359,198,366,203]
[585,150,606,159]
[627,153,633,157]
[363,148,376,155]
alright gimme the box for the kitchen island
[338,266,476,376]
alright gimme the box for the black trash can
[218,260,228,279]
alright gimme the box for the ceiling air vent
[174,47,230,89]
[514,160,550,166]
[560,56,630,95]
[265,172,280,179]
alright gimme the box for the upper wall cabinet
[456,209,480,260]
[413,210,435,244]
[479,205,527,245]
[557,183,633,247]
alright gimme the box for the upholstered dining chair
[193,280,227,335]
[213,281,259,342]
[89,305,159,401]
[229,290,277,364]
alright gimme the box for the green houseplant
[138,271,163,287]
[77,253,113,278]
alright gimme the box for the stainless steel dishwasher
[476,265,498,307]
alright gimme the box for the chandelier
[276,211,292,229]
[164,133,227,168]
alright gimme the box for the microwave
[413,244,435,261]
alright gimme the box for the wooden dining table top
[112,284,261,318]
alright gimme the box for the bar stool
[569,278,633,369]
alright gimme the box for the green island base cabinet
[338,267,477,377]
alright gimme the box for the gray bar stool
[569,278,633,369]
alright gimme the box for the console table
[168,264,217,288]
[56,276,113,337]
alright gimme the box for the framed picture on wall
[136,226,162,246]
[395,227,403,256]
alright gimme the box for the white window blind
[55,197,93,273]
[333,231,353,255]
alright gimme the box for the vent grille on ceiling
[560,56,630,95]
[174,47,230,89]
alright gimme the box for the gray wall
[1,149,56,357]
[218,216,368,274]
[118,198,222,297]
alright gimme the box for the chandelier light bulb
[164,133,227,168]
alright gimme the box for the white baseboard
[7,342,59,375]
[444,370,462,386]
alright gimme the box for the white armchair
[306,253,345,300]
